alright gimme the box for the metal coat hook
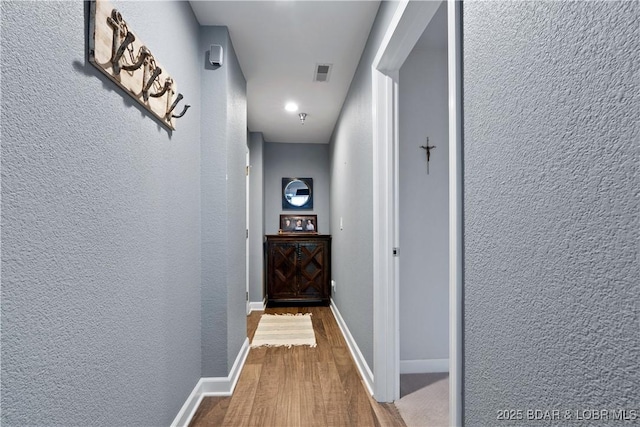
[106,9,128,74]
[149,77,173,99]
[142,67,162,101]
[142,56,162,101]
[107,9,151,75]
[166,93,190,120]
[120,45,150,73]
[110,31,135,74]
[172,104,191,119]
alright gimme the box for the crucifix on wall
[419,137,436,174]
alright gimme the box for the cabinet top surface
[266,234,331,239]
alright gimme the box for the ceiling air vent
[314,63,332,82]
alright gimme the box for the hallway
[2,2,637,425]
[189,307,405,427]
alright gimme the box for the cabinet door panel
[298,242,326,299]
[268,242,297,298]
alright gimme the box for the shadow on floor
[400,372,449,398]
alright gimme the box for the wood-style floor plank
[298,349,328,427]
[220,364,262,427]
[274,347,301,427]
[317,356,352,426]
[246,348,282,427]
[188,396,229,427]
[333,345,377,427]
[189,306,406,427]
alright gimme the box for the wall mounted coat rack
[89,0,189,130]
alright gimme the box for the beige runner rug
[251,313,316,348]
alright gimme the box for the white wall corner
[330,299,375,395]
[400,359,449,374]
[170,338,250,427]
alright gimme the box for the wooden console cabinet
[265,234,331,306]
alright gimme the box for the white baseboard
[170,378,205,427]
[201,337,250,395]
[171,337,250,427]
[249,300,265,312]
[330,299,374,395]
[400,358,449,374]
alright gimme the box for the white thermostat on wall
[209,44,223,66]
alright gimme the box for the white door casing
[371,1,462,425]
[246,148,251,315]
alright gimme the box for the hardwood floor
[189,306,406,427]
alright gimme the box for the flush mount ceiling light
[285,102,299,112]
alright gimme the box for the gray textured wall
[199,26,247,376]
[463,2,639,425]
[263,142,330,235]
[329,1,399,370]
[222,28,248,372]
[1,1,202,425]
[398,3,449,367]
[249,132,265,305]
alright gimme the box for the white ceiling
[413,1,447,51]
[189,1,380,144]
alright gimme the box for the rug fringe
[262,313,312,317]
[250,343,317,348]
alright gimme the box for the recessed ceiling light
[285,102,299,112]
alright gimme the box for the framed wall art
[279,214,317,234]
[282,177,313,210]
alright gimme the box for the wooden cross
[419,138,436,174]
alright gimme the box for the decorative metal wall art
[420,137,436,174]
[89,0,190,130]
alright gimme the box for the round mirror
[284,179,311,207]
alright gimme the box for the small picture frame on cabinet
[279,214,318,234]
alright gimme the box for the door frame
[246,147,251,315]
[371,1,462,425]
